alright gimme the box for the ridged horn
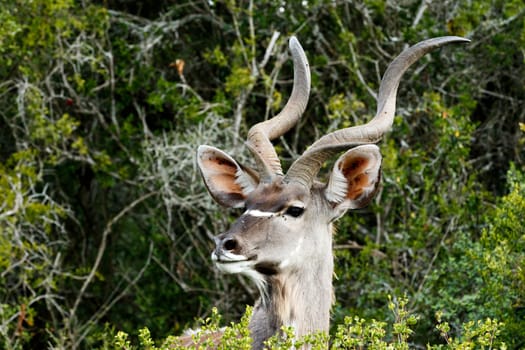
[246,36,311,182]
[284,36,470,189]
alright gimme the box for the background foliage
[0,0,524,348]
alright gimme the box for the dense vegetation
[0,0,523,348]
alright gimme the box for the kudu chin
[196,35,469,349]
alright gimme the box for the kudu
[196,35,468,348]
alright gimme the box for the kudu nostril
[223,238,238,252]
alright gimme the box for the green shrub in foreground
[106,296,506,350]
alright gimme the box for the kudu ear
[197,145,258,208]
[324,145,382,212]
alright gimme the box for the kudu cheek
[277,235,305,270]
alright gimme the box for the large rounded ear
[324,145,382,213]
[197,145,258,208]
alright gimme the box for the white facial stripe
[288,200,305,208]
[244,209,275,217]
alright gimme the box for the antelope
[196,35,468,349]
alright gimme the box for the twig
[412,0,431,28]
[347,42,378,101]
[69,191,157,328]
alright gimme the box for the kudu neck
[249,229,334,349]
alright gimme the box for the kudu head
[197,36,469,303]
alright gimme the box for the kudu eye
[285,206,304,218]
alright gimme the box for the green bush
[105,298,507,349]
[425,164,525,348]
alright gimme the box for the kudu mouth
[212,252,279,278]
[212,239,280,276]
[212,249,254,273]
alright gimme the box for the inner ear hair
[197,145,257,208]
[325,145,382,209]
